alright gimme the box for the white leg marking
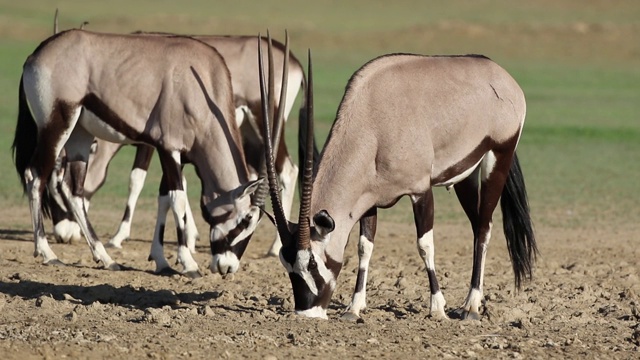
[182,176,200,254]
[149,195,171,272]
[480,151,497,181]
[59,177,116,268]
[417,230,448,318]
[170,190,199,274]
[461,288,484,319]
[296,306,328,319]
[28,170,57,262]
[344,235,374,317]
[462,222,493,319]
[430,291,447,318]
[109,168,147,248]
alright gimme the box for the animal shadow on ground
[0,279,223,310]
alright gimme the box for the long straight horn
[297,49,314,250]
[253,32,290,208]
[53,8,59,35]
[258,34,291,241]
[271,30,289,154]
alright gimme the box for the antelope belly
[79,109,134,144]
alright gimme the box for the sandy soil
[0,203,638,360]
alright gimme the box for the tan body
[51,34,305,262]
[314,55,525,258]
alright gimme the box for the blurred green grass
[1,0,639,235]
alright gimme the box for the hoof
[105,242,123,249]
[340,312,363,322]
[105,263,122,271]
[450,308,482,321]
[464,311,482,321]
[44,259,66,266]
[183,270,203,279]
[155,267,180,276]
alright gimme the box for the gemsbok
[12,29,264,278]
[49,33,309,262]
[260,39,538,319]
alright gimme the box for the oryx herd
[11,11,538,321]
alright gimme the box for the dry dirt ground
[0,203,638,359]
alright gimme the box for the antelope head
[205,178,263,275]
[259,33,337,319]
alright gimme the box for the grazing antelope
[12,29,264,278]
[47,26,310,272]
[260,40,538,319]
[49,32,310,263]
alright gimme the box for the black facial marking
[209,215,253,259]
[289,273,317,311]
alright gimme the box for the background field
[0,1,639,359]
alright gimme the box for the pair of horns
[258,31,315,250]
[252,32,288,209]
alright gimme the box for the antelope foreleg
[412,190,448,319]
[170,189,201,278]
[108,167,147,248]
[58,160,119,270]
[148,193,174,274]
[342,208,377,321]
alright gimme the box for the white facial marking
[296,306,328,319]
[210,251,240,274]
[212,206,260,244]
[290,248,337,297]
[293,250,319,295]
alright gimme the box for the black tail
[500,153,538,289]
[12,76,37,194]
[12,76,52,217]
[297,79,321,195]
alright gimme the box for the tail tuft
[500,153,539,289]
[12,76,37,194]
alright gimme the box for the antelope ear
[238,178,265,199]
[313,210,335,237]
